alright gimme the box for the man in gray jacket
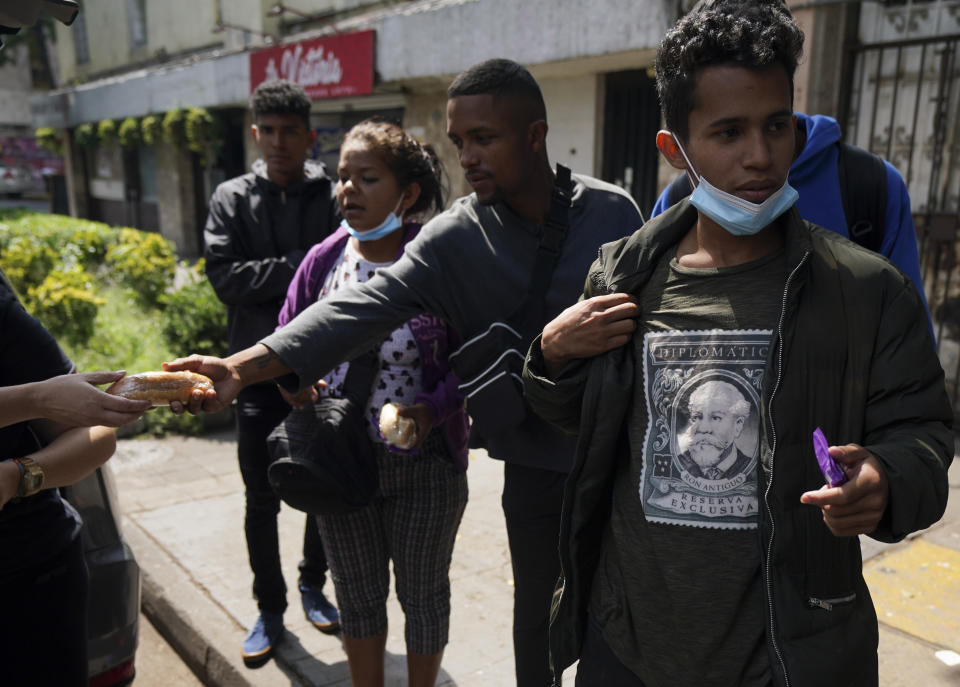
[204,79,339,665]
[522,1,952,685]
[171,59,643,686]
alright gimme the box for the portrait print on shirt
[640,330,770,529]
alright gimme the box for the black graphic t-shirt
[590,245,787,687]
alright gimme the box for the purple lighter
[813,427,848,487]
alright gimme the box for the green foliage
[159,259,228,358]
[66,285,169,372]
[118,117,141,149]
[35,127,64,155]
[0,211,230,437]
[61,284,209,437]
[185,107,222,162]
[141,114,162,146]
[0,212,119,274]
[97,119,117,143]
[25,266,104,347]
[74,122,97,148]
[162,108,186,146]
[105,228,177,307]
[59,222,120,269]
[0,234,60,291]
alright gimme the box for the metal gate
[601,69,661,218]
[844,10,960,411]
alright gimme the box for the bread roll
[106,371,214,406]
[378,402,417,449]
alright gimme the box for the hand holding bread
[107,371,215,406]
[379,402,418,449]
[378,402,439,450]
[6,371,152,429]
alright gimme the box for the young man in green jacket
[521,1,953,685]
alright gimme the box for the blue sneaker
[300,584,340,634]
[241,611,284,665]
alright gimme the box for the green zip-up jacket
[522,200,953,687]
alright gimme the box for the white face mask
[671,134,798,236]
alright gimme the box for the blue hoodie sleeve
[879,161,930,323]
[651,184,673,218]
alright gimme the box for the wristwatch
[13,456,45,499]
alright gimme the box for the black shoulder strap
[342,345,381,406]
[836,142,887,253]
[666,172,693,207]
[516,163,572,335]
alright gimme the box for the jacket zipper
[807,593,857,611]
[763,250,809,687]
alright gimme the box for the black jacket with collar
[204,159,338,356]
[523,200,953,687]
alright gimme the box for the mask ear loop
[393,192,409,221]
[671,133,701,189]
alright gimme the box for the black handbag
[266,346,380,516]
[448,164,572,440]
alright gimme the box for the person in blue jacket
[652,112,930,317]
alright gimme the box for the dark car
[61,463,141,687]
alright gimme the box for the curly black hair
[250,79,311,128]
[656,0,804,141]
[342,118,446,218]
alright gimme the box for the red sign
[250,30,374,100]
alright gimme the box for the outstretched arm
[0,372,151,429]
[164,343,291,414]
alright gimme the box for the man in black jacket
[522,1,951,685]
[204,79,340,665]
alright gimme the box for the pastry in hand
[106,371,214,406]
[379,402,417,449]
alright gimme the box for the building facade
[32,0,675,256]
[29,0,960,411]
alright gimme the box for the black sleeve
[0,288,74,459]
[203,185,303,306]
[0,289,73,386]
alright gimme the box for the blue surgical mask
[341,198,405,242]
[672,134,798,237]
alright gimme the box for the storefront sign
[250,30,374,100]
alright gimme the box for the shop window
[138,145,157,204]
[74,9,90,64]
[127,0,147,48]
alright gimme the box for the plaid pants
[317,432,468,653]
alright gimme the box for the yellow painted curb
[864,539,960,650]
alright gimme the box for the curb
[124,516,307,687]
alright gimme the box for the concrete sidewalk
[111,428,960,686]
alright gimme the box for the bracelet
[6,458,25,504]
